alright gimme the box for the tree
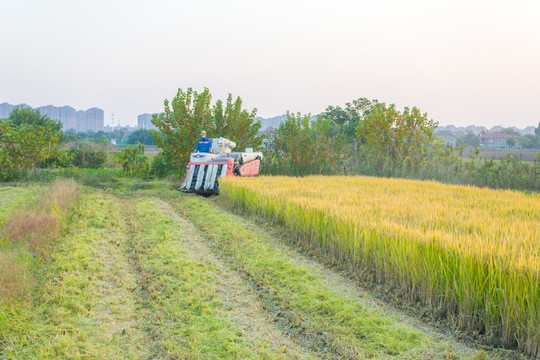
[506,138,516,148]
[535,122,540,137]
[212,94,262,151]
[0,107,63,181]
[459,133,480,147]
[519,134,540,149]
[320,98,378,140]
[357,104,438,175]
[151,87,263,171]
[8,106,59,128]
[501,128,520,136]
[116,143,148,176]
[263,112,342,175]
[127,129,156,145]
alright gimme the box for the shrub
[116,143,149,177]
[150,152,172,177]
[69,149,107,169]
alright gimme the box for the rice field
[221,175,540,357]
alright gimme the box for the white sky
[1,0,539,128]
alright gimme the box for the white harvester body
[179,137,262,195]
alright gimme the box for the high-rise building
[87,108,104,132]
[137,113,157,130]
[0,103,103,132]
[0,103,30,118]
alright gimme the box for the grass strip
[1,180,80,302]
[126,196,314,359]
[176,196,485,359]
[0,185,42,226]
[0,191,148,359]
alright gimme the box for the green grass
[2,189,313,359]
[0,192,148,359]
[0,185,50,302]
[126,196,312,359]
[0,185,43,225]
[25,168,123,185]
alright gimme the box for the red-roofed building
[479,132,520,148]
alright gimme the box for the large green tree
[357,104,438,175]
[0,107,63,181]
[459,133,480,147]
[263,112,341,175]
[151,87,262,171]
[320,98,378,139]
[127,129,156,145]
[212,94,261,151]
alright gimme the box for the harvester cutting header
[179,131,263,195]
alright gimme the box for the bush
[116,143,149,177]
[69,149,107,169]
[150,152,172,177]
[0,108,63,182]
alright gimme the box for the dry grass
[0,253,30,300]
[1,179,81,302]
[7,213,60,252]
[44,178,81,213]
[6,179,80,252]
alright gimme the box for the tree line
[263,101,539,191]
[1,88,539,191]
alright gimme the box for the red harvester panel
[238,159,260,176]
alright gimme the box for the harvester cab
[179,137,262,195]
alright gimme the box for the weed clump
[6,179,80,252]
[0,253,30,300]
[0,179,81,301]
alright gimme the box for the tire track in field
[164,198,355,359]
[150,198,318,359]
[120,198,168,359]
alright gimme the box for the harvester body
[179,137,262,195]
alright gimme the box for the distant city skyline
[1,101,538,135]
[0,102,104,133]
[1,1,539,129]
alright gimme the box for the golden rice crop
[221,175,540,357]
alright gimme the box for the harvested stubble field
[221,175,540,358]
[0,178,530,359]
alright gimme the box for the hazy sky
[2,0,539,128]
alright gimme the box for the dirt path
[149,198,316,359]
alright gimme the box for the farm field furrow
[220,175,540,357]
[123,196,315,359]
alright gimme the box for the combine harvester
[179,137,262,195]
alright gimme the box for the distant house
[434,130,457,146]
[479,132,520,148]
